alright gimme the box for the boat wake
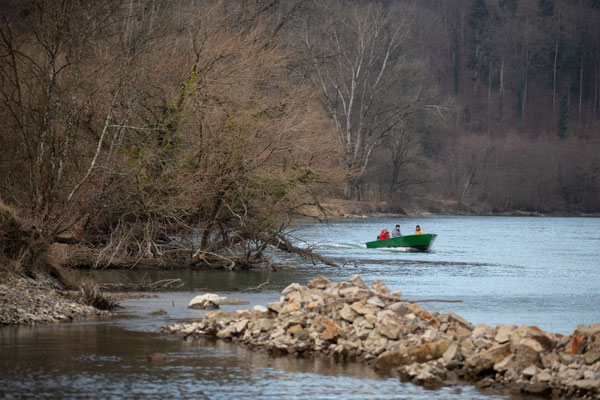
[313,241,365,249]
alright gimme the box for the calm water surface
[1,216,599,399]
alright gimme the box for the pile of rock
[161,275,600,398]
[0,275,109,325]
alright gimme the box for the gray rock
[465,343,511,375]
[584,350,600,365]
[532,370,553,382]
[493,354,515,372]
[521,364,540,378]
[370,280,390,297]
[495,325,516,343]
[307,276,332,290]
[388,302,411,316]
[442,341,460,364]
[471,324,495,339]
[583,369,596,380]
[448,312,472,329]
[350,275,369,289]
[267,302,283,313]
[339,304,356,322]
[366,296,385,308]
[282,282,303,296]
[573,379,600,392]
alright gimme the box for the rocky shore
[0,275,110,325]
[161,275,600,399]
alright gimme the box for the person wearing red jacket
[379,228,390,240]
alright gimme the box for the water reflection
[0,324,505,399]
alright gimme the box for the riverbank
[311,197,600,218]
[161,275,600,399]
[0,273,110,325]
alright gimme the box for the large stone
[307,276,332,290]
[281,298,301,313]
[419,310,439,328]
[532,371,553,383]
[513,343,542,371]
[351,299,377,316]
[493,354,515,372]
[257,318,274,332]
[371,280,390,297]
[282,282,303,296]
[188,294,249,309]
[232,319,249,334]
[520,337,544,353]
[388,302,411,316]
[350,274,369,289]
[363,330,389,355]
[188,294,221,310]
[471,324,495,339]
[287,324,303,336]
[216,324,237,339]
[339,286,370,300]
[495,325,516,343]
[320,317,341,340]
[408,303,424,314]
[540,352,559,369]
[216,297,250,306]
[267,302,283,314]
[375,340,451,371]
[573,379,600,392]
[375,310,403,340]
[448,312,473,330]
[509,325,553,352]
[339,304,356,322]
[460,338,476,358]
[564,334,586,355]
[300,289,325,306]
[584,350,600,365]
[366,296,385,308]
[465,343,511,375]
[442,341,460,364]
[521,364,540,378]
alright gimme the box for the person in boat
[379,228,390,240]
[414,225,424,235]
[391,225,401,237]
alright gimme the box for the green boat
[365,234,437,251]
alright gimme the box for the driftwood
[100,278,185,291]
[242,277,271,292]
[407,299,463,303]
[270,234,338,267]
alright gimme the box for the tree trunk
[579,46,584,124]
[552,23,559,119]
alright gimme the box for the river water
[1,216,599,399]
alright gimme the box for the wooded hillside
[0,0,598,274]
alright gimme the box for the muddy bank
[0,274,110,325]
[162,275,600,399]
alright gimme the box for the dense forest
[1,0,599,274]
[352,0,600,214]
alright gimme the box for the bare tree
[295,1,435,196]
